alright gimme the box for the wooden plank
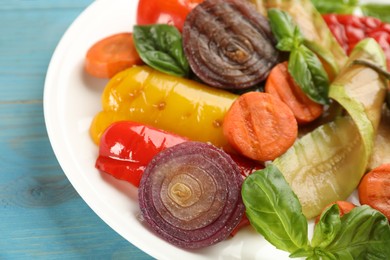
[0,0,94,10]
[0,0,153,258]
[0,1,93,102]
[0,102,151,259]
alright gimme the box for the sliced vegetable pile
[83,0,390,256]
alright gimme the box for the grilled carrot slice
[358,164,390,219]
[85,33,143,78]
[223,92,297,162]
[265,62,323,124]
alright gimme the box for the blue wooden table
[0,1,152,258]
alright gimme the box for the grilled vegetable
[89,66,238,149]
[182,0,280,90]
[323,14,390,70]
[136,0,203,32]
[369,107,390,170]
[265,61,323,124]
[249,0,347,76]
[95,121,188,187]
[138,141,245,249]
[358,163,390,220]
[84,33,142,78]
[273,39,387,218]
[223,92,297,161]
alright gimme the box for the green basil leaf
[292,27,304,48]
[268,9,330,104]
[361,4,390,23]
[312,205,390,259]
[289,248,319,259]
[289,45,330,105]
[310,0,358,14]
[133,24,189,77]
[311,204,342,248]
[276,38,294,52]
[304,39,340,79]
[242,164,310,253]
[267,8,297,45]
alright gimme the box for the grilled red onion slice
[138,141,245,249]
[182,0,280,90]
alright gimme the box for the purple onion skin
[182,0,280,90]
[138,141,245,249]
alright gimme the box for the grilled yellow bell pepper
[90,66,238,149]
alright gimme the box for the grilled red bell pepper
[323,14,390,70]
[96,121,188,187]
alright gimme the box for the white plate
[43,0,382,259]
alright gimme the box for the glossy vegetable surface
[329,39,387,160]
[136,0,203,32]
[85,33,142,78]
[182,0,280,90]
[223,92,297,161]
[95,121,188,187]
[369,107,390,170]
[274,39,387,218]
[138,142,245,249]
[358,163,390,220]
[274,117,365,219]
[265,61,323,124]
[323,13,390,70]
[89,66,238,149]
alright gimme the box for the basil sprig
[133,24,189,77]
[242,165,390,259]
[310,205,390,259]
[242,164,310,253]
[268,9,330,105]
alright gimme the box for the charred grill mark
[183,0,280,90]
[238,96,261,156]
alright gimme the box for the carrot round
[265,62,323,124]
[223,92,297,162]
[358,164,390,219]
[85,33,143,78]
[315,201,356,223]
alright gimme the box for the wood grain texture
[0,1,152,259]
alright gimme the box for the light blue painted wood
[0,1,153,259]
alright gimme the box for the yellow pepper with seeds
[90,66,238,149]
